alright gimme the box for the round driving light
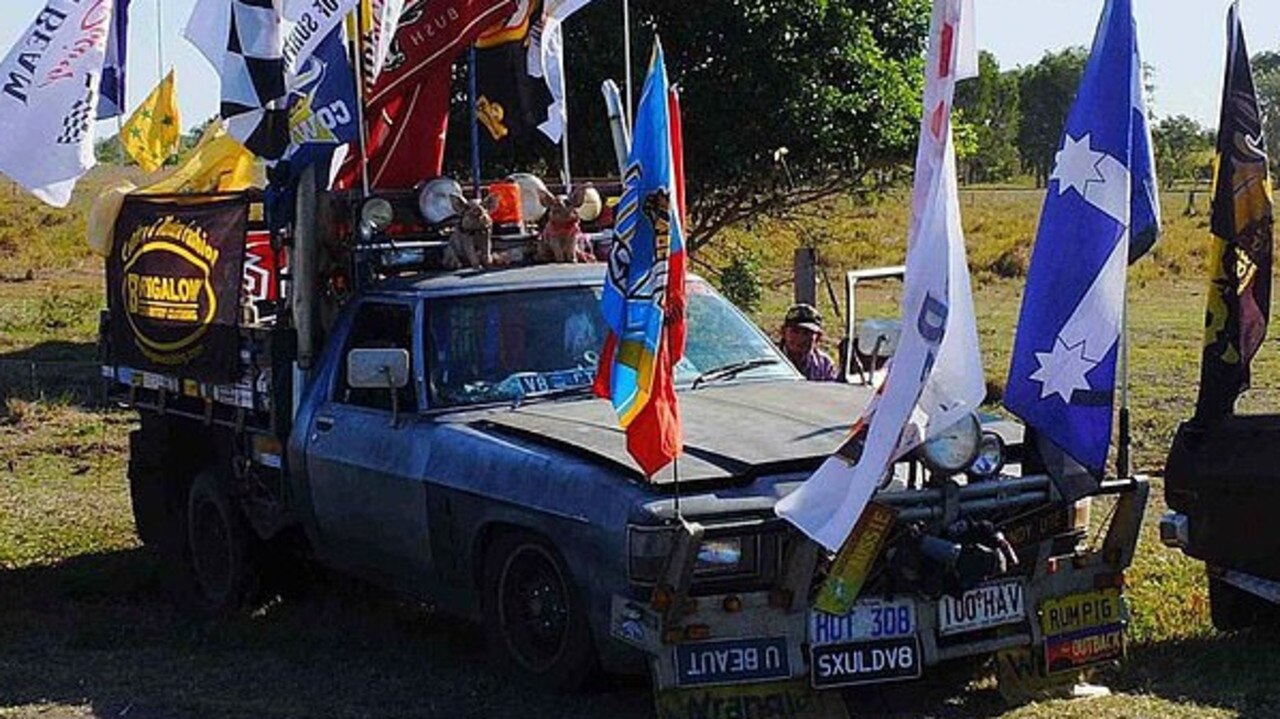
[917,413,981,475]
[417,176,464,224]
[360,197,394,232]
[578,185,603,222]
[968,431,1006,479]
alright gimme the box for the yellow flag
[121,70,182,172]
[137,120,264,195]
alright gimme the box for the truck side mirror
[347,348,411,425]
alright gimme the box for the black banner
[1197,5,1275,421]
[475,0,554,154]
[107,195,248,383]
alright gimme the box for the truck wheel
[483,531,597,689]
[183,467,256,615]
[1209,575,1280,631]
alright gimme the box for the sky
[0,0,1278,133]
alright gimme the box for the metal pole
[622,0,633,129]
[156,0,165,76]
[468,45,482,198]
[349,11,373,195]
[560,98,572,191]
[1117,294,1131,479]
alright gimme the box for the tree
[1252,51,1280,177]
[445,0,932,249]
[1016,47,1087,187]
[954,51,1020,183]
[1152,115,1213,189]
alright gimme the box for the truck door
[304,299,433,586]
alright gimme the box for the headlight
[628,526,757,583]
[967,431,1006,479]
[918,413,981,475]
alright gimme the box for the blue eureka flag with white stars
[1004,0,1160,479]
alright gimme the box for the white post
[622,0,633,129]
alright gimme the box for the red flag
[339,0,515,189]
[666,86,688,362]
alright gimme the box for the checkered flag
[200,0,289,159]
[57,76,98,146]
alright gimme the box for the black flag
[1195,3,1275,422]
[474,0,554,154]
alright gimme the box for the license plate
[655,679,850,719]
[1039,589,1123,637]
[810,636,922,688]
[809,597,915,647]
[1044,623,1125,673]
[673,637,792,687]
[938,580,1026,635]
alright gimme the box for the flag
[529,0,594,143]
[284,27,359,173]
[98,0,131,119]
[475,0,554,149]
[121,70,182,172]
[186,0,290,159]
[281,0,359,73]
[358,0,408,87]
[0,0,118,207]
[1004,0,1159,481]
[593,41,686,477]
[1195,2,1274,422]
[336,0,514,188]
[776,0,986,552]
[138,120,263,194]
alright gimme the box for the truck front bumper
[612,477,1149,693]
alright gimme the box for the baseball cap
[784,303,823,333]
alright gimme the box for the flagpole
[622,0,633,129]
[468,45,483,199]
[349,10,372,196]
[560,108,572,192]
[1117,296,1132,479]
[155,0,165,76]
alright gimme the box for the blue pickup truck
[103,187,1149,702]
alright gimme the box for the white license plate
[938,580,1026,636]
[809,597,916,648]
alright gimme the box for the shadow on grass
[0,549,651,719]
[0,341,103,408]
[1104,631,1280,718]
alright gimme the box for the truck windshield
[425,281,796,408]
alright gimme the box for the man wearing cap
[779,303,839,382]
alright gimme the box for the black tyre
[181,466,257,616]
[482,531,597,689]
[1209,575,1280,632]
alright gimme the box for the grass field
[2,171,1280,717]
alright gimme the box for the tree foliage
[1152,115,1213,188]
[1252,51,1280,178]
[446,0,931,249]
[954,51,1020,183]
[1016,47,1086,187]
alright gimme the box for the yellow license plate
[1038,589,1123,637]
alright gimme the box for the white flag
[281,0,359,73]
[0,1,117,207]
[529,0,593,143]
[362,0,407,86]
[775,0,985,552]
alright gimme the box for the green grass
[2,176,1279,717]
